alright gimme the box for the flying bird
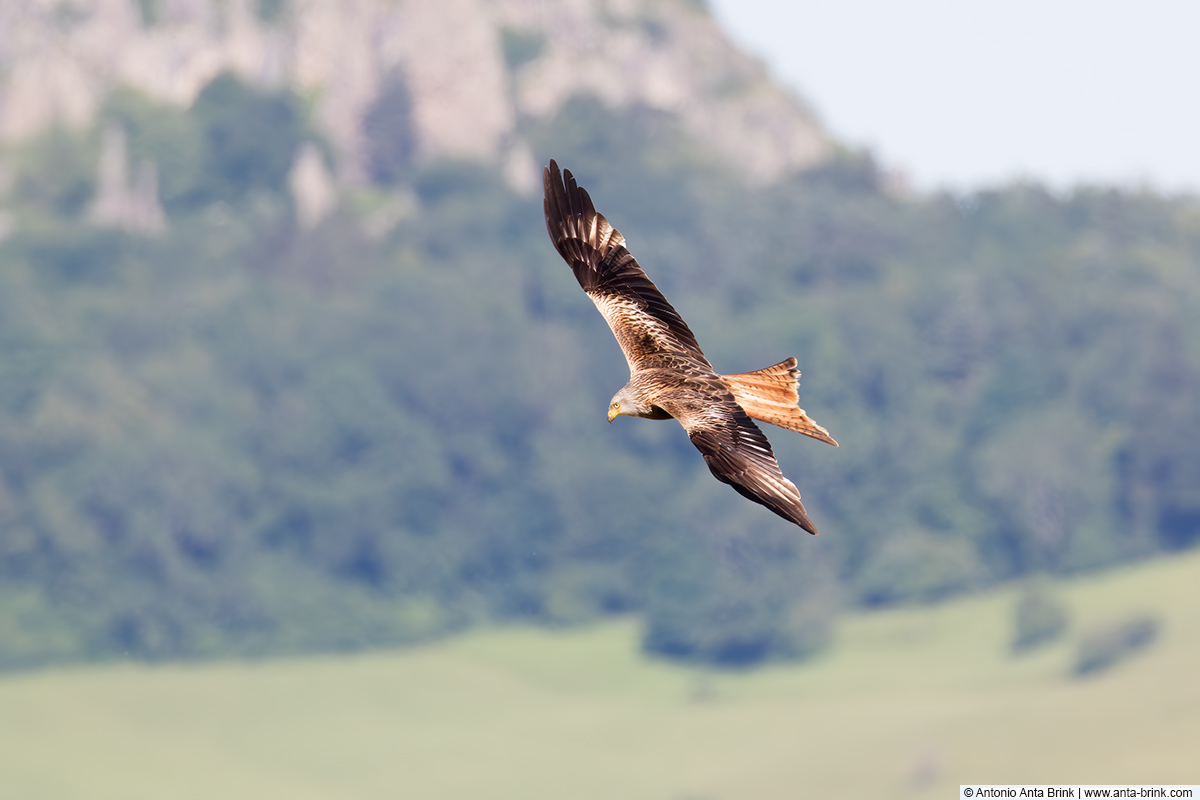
[543,160,838,534]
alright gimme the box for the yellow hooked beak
[607,403,619,423]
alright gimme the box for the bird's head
[607,386,643,423]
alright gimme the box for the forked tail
[719,357,839,447]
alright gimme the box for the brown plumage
[543,160,837,534]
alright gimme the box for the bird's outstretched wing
[669,387,819,535]
[543,160,711,372]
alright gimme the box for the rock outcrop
[0,0,829,186]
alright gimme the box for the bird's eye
[611,402,619,409]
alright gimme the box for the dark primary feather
[661,376,819,535]
[542,159,822,534]
[685,410,817,534]
[543,160,709,370]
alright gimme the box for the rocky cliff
[0,0,829,188]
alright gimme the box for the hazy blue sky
[708,0,1199,193]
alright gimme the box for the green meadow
[2,550,1198,800]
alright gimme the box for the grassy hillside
[2,550,1197,800]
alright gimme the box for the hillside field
[1,550,1198,800]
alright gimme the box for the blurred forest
[1,74,1198,670]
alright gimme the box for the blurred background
[0,0,1197,797]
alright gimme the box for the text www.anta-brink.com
[961,787,1196,798]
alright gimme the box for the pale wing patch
[589,292,677,370]
[589,214,625,253]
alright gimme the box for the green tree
[363,71,418,185]
[186,72,310,207]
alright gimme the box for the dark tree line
[0,79,1197,670]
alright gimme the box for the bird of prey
[543,160,838,534]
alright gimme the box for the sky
[707,0,1200,193]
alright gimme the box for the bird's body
[543,160,836,534]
